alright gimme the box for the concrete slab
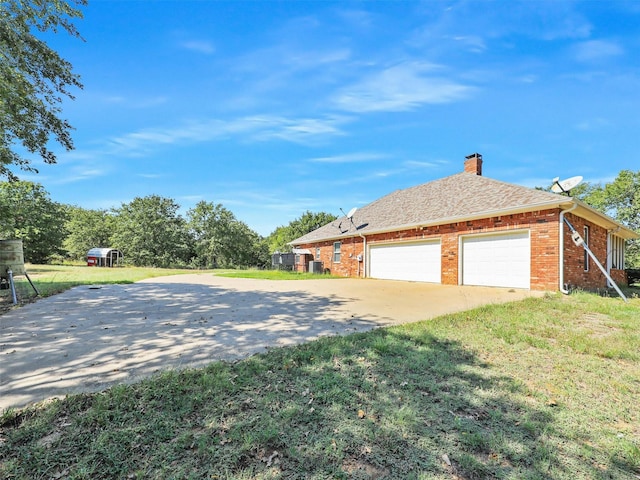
[0,274,541,410]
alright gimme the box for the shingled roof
[291,172,573,245]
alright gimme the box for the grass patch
[216,269,339,280]
[1,291,638,478]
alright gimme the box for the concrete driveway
[0,274,539,410]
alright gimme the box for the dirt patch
[342,458,390,478]
[576,313,620,338]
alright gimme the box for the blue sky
[22,0,640,236]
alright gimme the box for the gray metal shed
[87,248,123,267]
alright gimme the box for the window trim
[333,241,341,263]
[583,226,589,272]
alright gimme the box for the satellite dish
[347,207,358,219]
[551,175,583,194]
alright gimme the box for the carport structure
[87,248,123,267]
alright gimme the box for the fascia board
[570,200,639,240]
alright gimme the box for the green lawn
[216,269,339,280]
[1,288,638,479]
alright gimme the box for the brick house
[290,154,638,291]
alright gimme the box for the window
[315,247,321,260]
[333,242,341,263]
[611,235,625,270]
[583,226,589,272]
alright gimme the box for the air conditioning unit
[309,261,323,274]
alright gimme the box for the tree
[1,0,86,179]
[63,206,115,260]
[0,180,67,263]
[575,170,640,267]
[111,195,193,267]
[187,201,267,268]
[266,210,337,253]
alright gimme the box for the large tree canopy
[111,195,193,268]
[266,210,337,253]
[0,180,67,263]
[1,0,85,178]
[572,169,640,267]
[63,206,115,260]
[187,201,267,268]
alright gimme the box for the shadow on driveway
[1,282,382,410]
[1,275,539,410]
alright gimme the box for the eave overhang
[570,200,639,240]
[291,199,574,246]
[290,198,640,246]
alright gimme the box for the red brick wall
[298,237,366,277]
[296,209,619,291]
[610,269,627,286]
[294,253,313,272]
[562,213,610,290]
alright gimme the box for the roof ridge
[290,170,567,245]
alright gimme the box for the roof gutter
[559,202,578,294]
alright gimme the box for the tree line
[0,181,336,268]
[0,170,638,268]
[557,169,639,268]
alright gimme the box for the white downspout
[559,202,578,294]
[358,233,367,278]
[606,231,612,288]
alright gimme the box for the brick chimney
[464,153,483,175]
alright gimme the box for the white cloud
[403,160,438,169]
[308,152,387,163]
[137,173,164,179]
[180,40,215,55]
[234,43,351,75]
[333,62,473,113]
[285,48,351,70]
[231,45,352,99]
[408,2,591,56]
[574,40,623,62]
[104,114,349,156]
[336,9,375,29]
[248,115,349,144]
[518,74,538,84]
[50,167,108,185]
[104,95,126,104]
[451,35,486,53]
[575,118,612,131]
[177,194,204,203]
[92,93,168,109]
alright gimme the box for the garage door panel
[462,232,530,289]
[370,241,441,283]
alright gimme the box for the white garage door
[462,231,530,288]
[369,241,441,283]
